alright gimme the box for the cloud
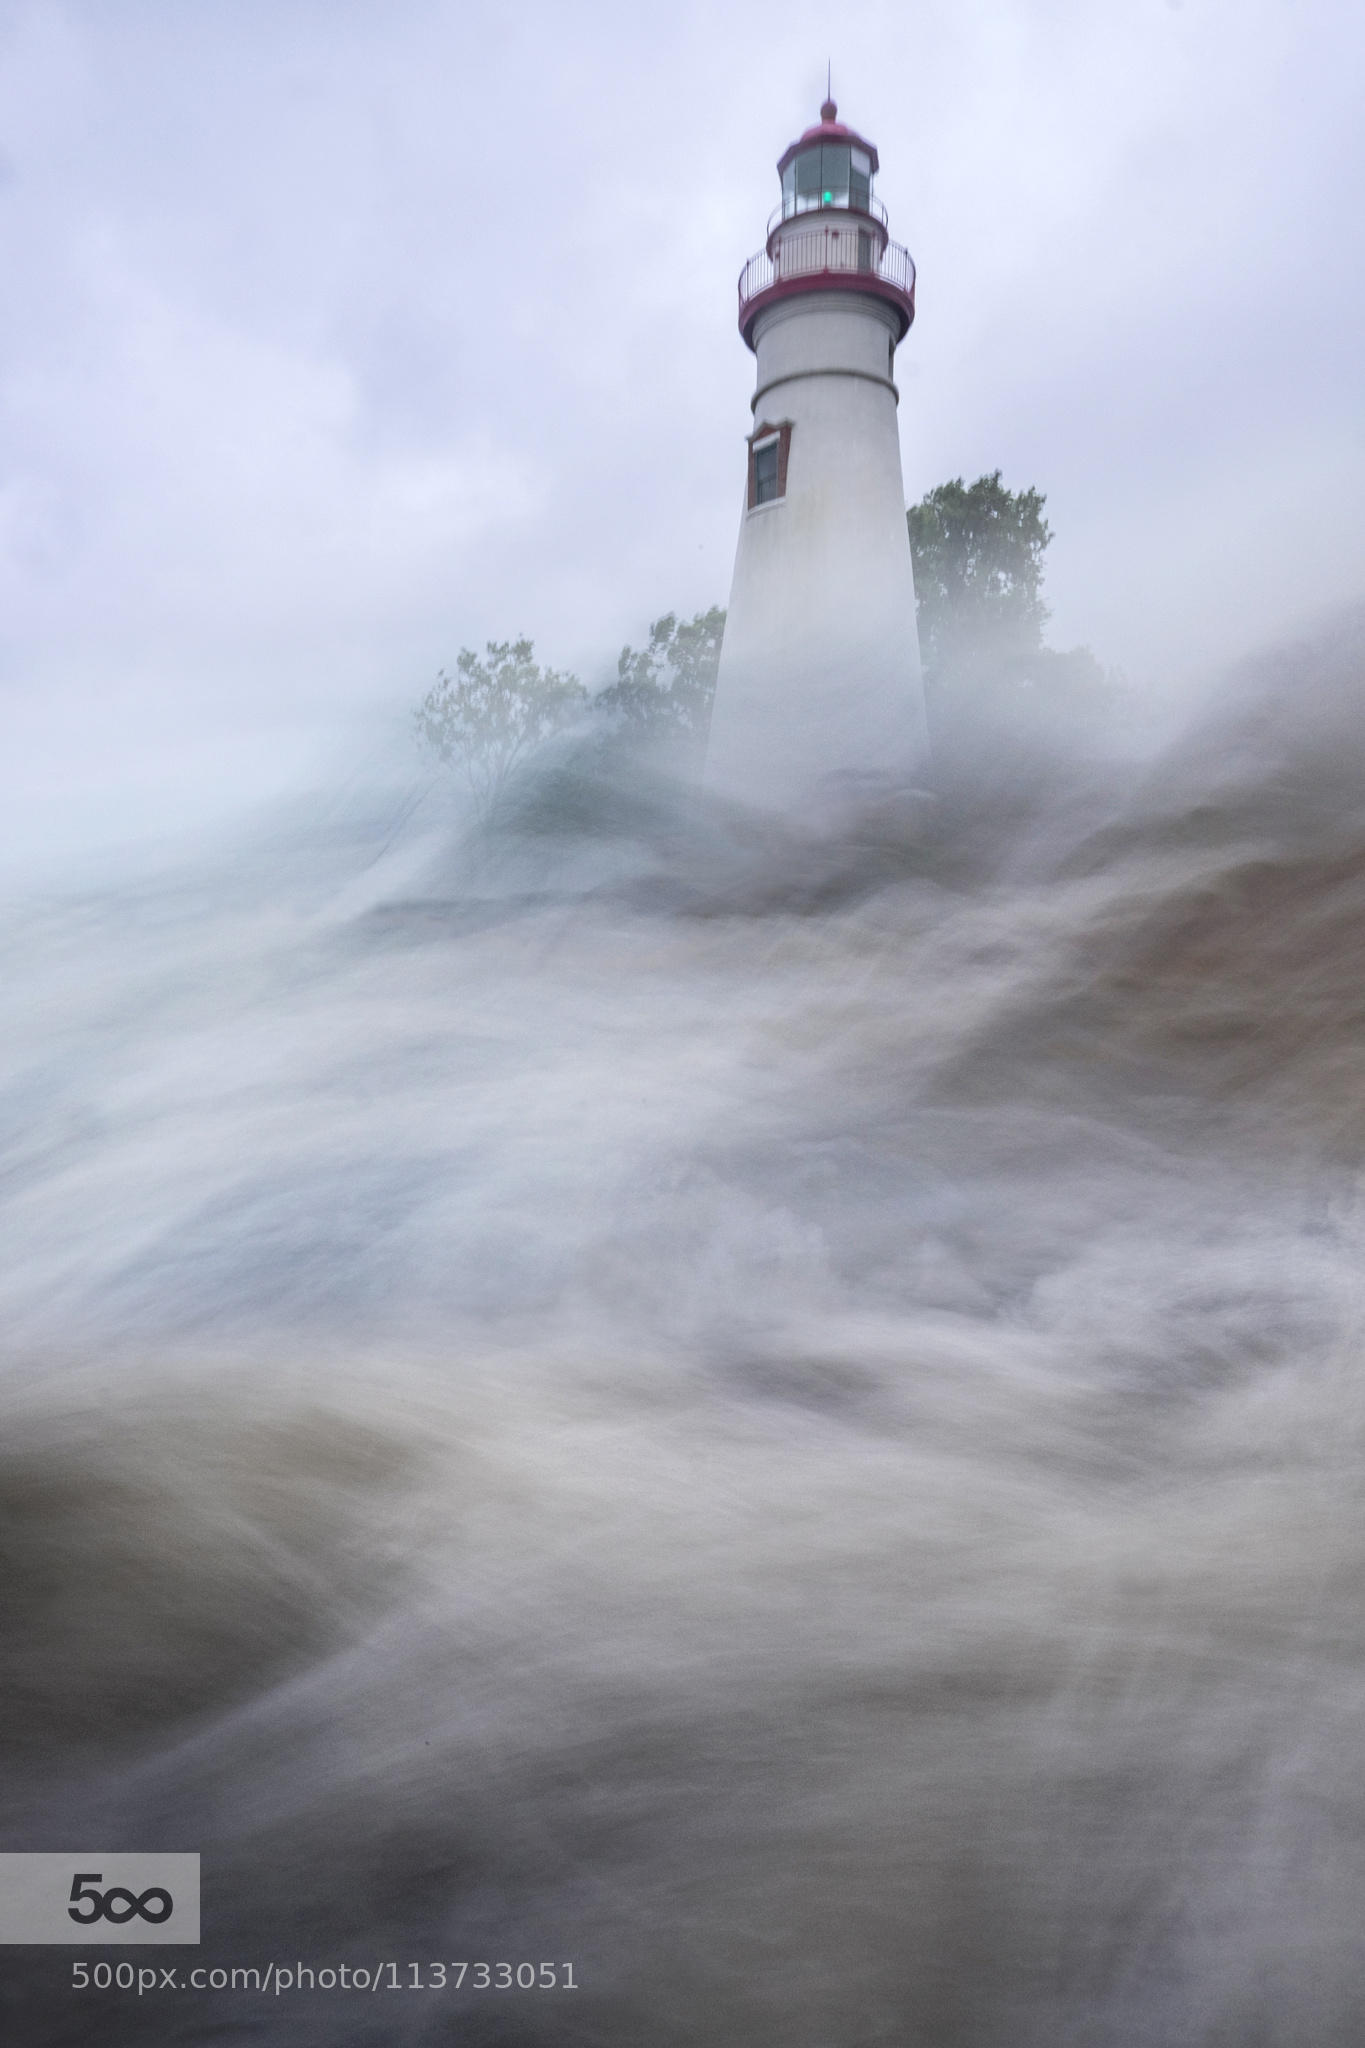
[0,0,1362,862]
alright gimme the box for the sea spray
[3,612,1365,2044]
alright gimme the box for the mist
[3,2,1365,2039]
[1,602,1364,2040]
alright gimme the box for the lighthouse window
[787,143,871,216]
[747,420,792,508]
[850,148,872,213]
[819,145,850,206]
[794,150,823,207]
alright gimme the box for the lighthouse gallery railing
[738,229,916,318]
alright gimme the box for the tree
[907,473,1121,739]
[413,638,586,814]
[595,607,726,754]
[907,471,1051,683]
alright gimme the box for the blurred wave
[4,608,1365,2044]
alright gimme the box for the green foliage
[413,610,726,807]
[907,472,1122,740]
[413,638,586,813]
[596,607,727,750]
[907,471,1052,680]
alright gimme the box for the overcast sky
[1,0,1362,865]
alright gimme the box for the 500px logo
[0,1854,200,1944]
[68,1873,173,1926]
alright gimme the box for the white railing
[739,230,916,317]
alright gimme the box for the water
[3,612,1365,2044]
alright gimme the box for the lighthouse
[704,98,929,814]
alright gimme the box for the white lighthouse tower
[704,97,929,814]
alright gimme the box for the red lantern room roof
[777,99,880,178]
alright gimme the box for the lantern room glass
[781,145,874,218]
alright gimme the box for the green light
[823,190,833,203]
